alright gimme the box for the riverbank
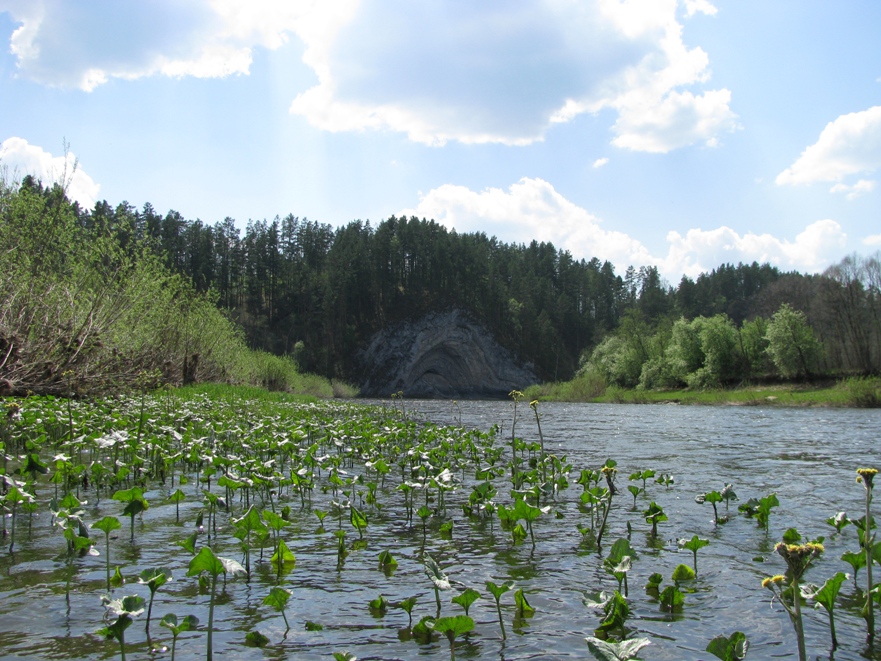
[524,375,881,407]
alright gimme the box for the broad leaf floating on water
[706,631,749,661]
[585,636,651,661]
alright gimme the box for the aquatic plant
[4,484,34,554]
[762,538,823,661]
[584,636,650,660]
[112,487,149,543]
[825,510,850,534]
[264,586,293,630]
[804,571,847,649]
[643,501,666,538]
[424,554,452,615]
[695,490,723,525]
[584,590,630,637]
[368,594,389,616]
[452,588,481,616]
[486,580,512,639]
[159,613,198,661]
[529,400,548,484]
[99,595,145,661]
[138,567,172,645]
[739,493,779,529]
[396,596,417,627]
[679,535,710,574]
[604,538,637,596]
[187,545,246,661]
[857,467,877,644]
[706,631,748,660]
[659,584,684,611]
[514,588,535,618]
[432,615,474,660]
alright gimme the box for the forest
[2,174,881,395]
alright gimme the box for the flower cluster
[857,467,878,489]
[775,542,824,581]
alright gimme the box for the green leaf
[138,567,171,593]
[350,504,368,531]
[305,621,323,631]
[679,535,709,553]
[782,527,801,544]
[110,566,125,587]
[706,631,749,661]
[514,588,535,616]
[585,636,651,661]
[368,594,389,613]
[270,539,296,569]
[808,571,847,614]
[160,613,198,636]
[377,549,398,568]
[672,564,696,582]
[452,588,481,614]
[432,615,474,638]
[176,531,198,555]
[608,538,638,564]
[263,586,292,612]
[486,580,512,602]
[659,585,684,610]
[244,630,269,647]
[187,546,225,577]
[596,590,630,633]
[92,516,122,535]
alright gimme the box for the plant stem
[792,576,806,661]
[207,574,217,661]
[865,480,875,645]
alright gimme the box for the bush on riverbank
[0,174,354,398]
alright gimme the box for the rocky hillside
[357,310,537,398]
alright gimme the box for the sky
[1,0,880,282]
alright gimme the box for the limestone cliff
[357,310,537,399]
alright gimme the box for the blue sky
[1,0,880,281]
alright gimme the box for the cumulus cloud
[0,0,736,151]
[776,105,881,191]
[0,137,100,208]
[291,0,737,149]
[830,179,876,200]
[864,234,881,247]
[593,158,610,168]
[400,177,847,279]
[0,0,358,90]
[682,0,718,17]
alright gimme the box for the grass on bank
[524,374,881,408]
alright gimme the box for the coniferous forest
[3,175,881,395]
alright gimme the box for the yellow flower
[857,467,878,488]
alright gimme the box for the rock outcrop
[357,310,537,399]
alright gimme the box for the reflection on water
[1,400,880,660]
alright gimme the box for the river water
[1,399,880,661]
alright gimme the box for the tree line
[6,174,881,391]
[74,194,881,384]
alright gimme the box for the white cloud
[0,1,735,151]
[776,105,881,190]
[683,0,718,17]
[863,233,881,247]
[663,219,846,277]
[593,157,610,168]
[0,0,358,90]
[290,0,737,149]
[830,179,876,200]
[400,177,847,279]
[0,137,100,208]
